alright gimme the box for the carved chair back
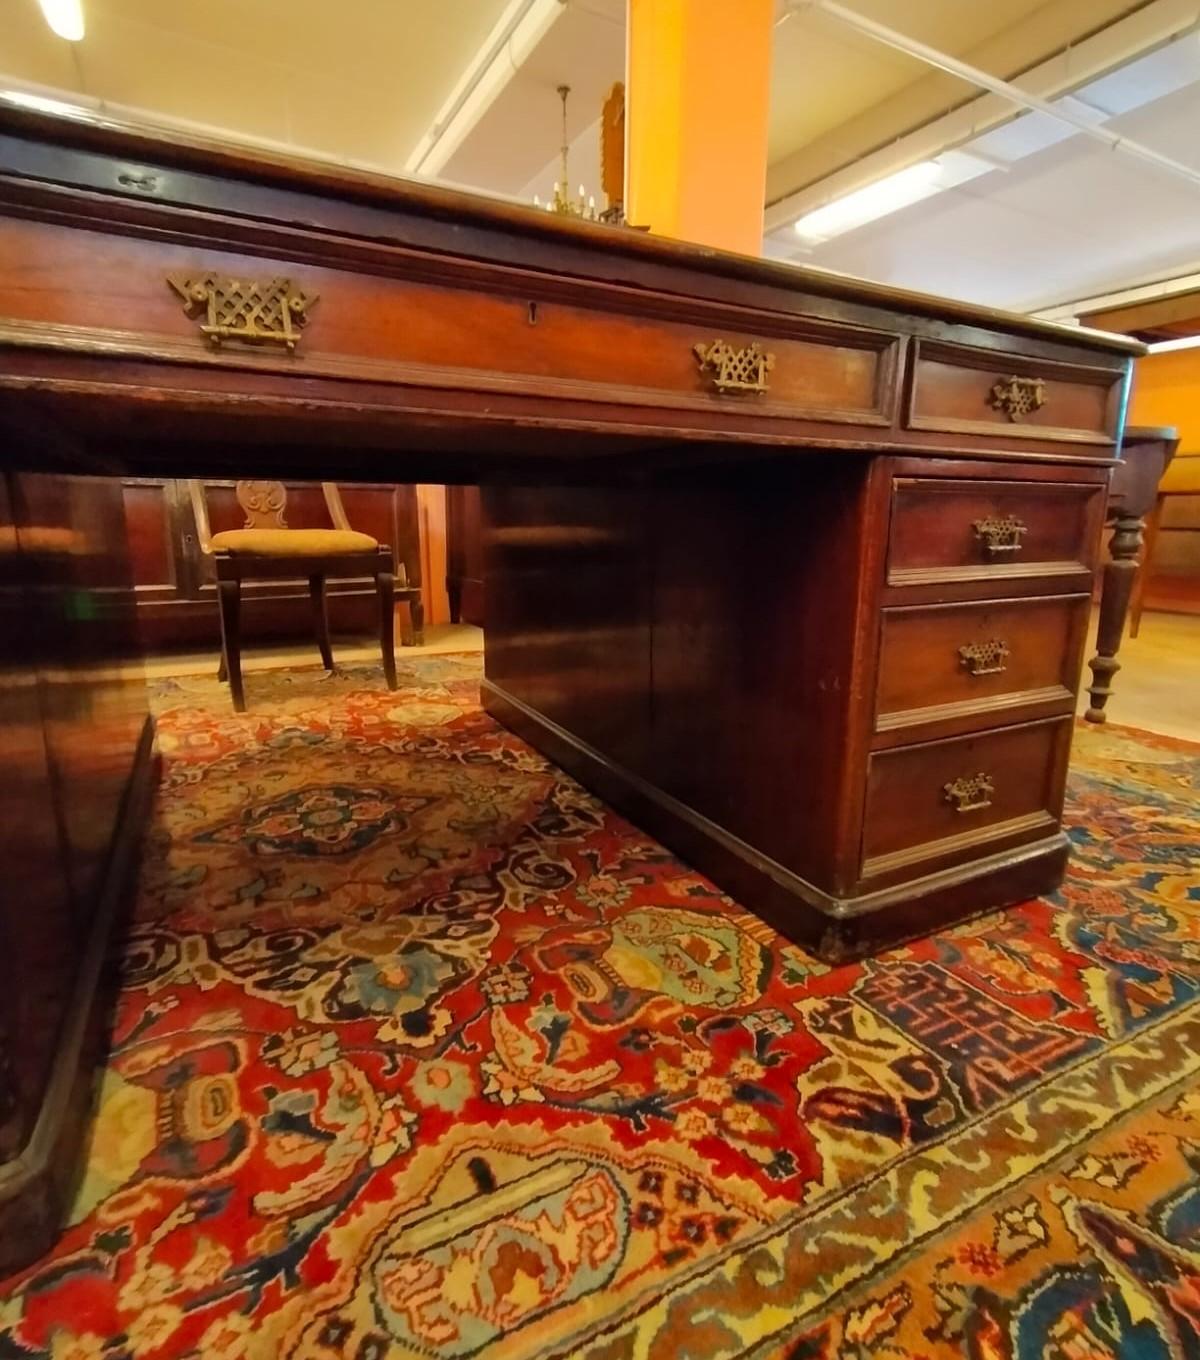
[236,480,289,528]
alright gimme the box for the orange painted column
[626,0,774,256]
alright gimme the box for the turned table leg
[1085,511,1143,723]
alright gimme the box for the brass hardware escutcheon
[943,773,995,814]
[168,273,317,352]
[958,639,1010,676]
[990,375,1046,421]
[693,339,775,395]
[973,515,1027,556]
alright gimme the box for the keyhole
[528,301,538,326]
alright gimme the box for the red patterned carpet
[1,653,1198,1360]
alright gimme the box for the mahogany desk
[0,103,1140,970]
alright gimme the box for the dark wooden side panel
[482,485,652,774]
[483,457,880,899]
[649,457,876,892]
[0,472,77,1167]
[0,448,153,1273]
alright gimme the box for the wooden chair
[188,480,424,711]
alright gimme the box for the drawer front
[875,593,1089,735]
[0,217,898,428]
[906,338,1123,447]
[861,718,1071,879]
[887,478,1104,586]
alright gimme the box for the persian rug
[1,654,1197,1360]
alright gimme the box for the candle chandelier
[533,85,597,220]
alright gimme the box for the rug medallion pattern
[1,656,1197,1359]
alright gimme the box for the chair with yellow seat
[188,480,423,711]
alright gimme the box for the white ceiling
[766,31,1200,313]
[0,0,514,171]
[3,0,1200,314]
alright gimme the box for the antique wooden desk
[0,104,1146,1261]
[0,103,1140,970]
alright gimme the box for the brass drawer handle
[944,773,994,814]
[990,375,1046,421]
[973,515,1027,556]
[694,339,775,395]
[958,639,1009,676]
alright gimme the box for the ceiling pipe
[784,0,1200,191]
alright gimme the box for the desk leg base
[482,680,1068,962]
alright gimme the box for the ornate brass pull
[990,375,1046,421]
[943,774,995,814]
[168,273,317,352]
[694,339,775,395]
[958,639,1009,676]
[973,515,1026,556]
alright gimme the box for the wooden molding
[874,684,1074,735]
[861,809,1057,879]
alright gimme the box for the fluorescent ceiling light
[794,161,942,243]
[36,0,84,41]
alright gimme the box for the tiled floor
[1076,609,1200,742]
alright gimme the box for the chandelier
[533,85,597,220]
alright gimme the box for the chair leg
[216,577,246,713]
[399,596,415,648]
[217,651,227,682]
[377,570,398,690]
[309,573,334,670]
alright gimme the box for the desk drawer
[875,593,1089,736]
[906,338,1122,448]
[861,717,1071,879]
[0,217,899,430]
[887,477,1103,587]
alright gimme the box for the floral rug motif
[1,655,1197,1360]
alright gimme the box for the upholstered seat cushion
[210,528,379,555]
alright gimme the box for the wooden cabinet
[121,479,422,650]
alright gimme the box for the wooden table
[0,100,1146,1267]
[1085,425,1178,722]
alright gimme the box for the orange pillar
[626,0,774,256]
